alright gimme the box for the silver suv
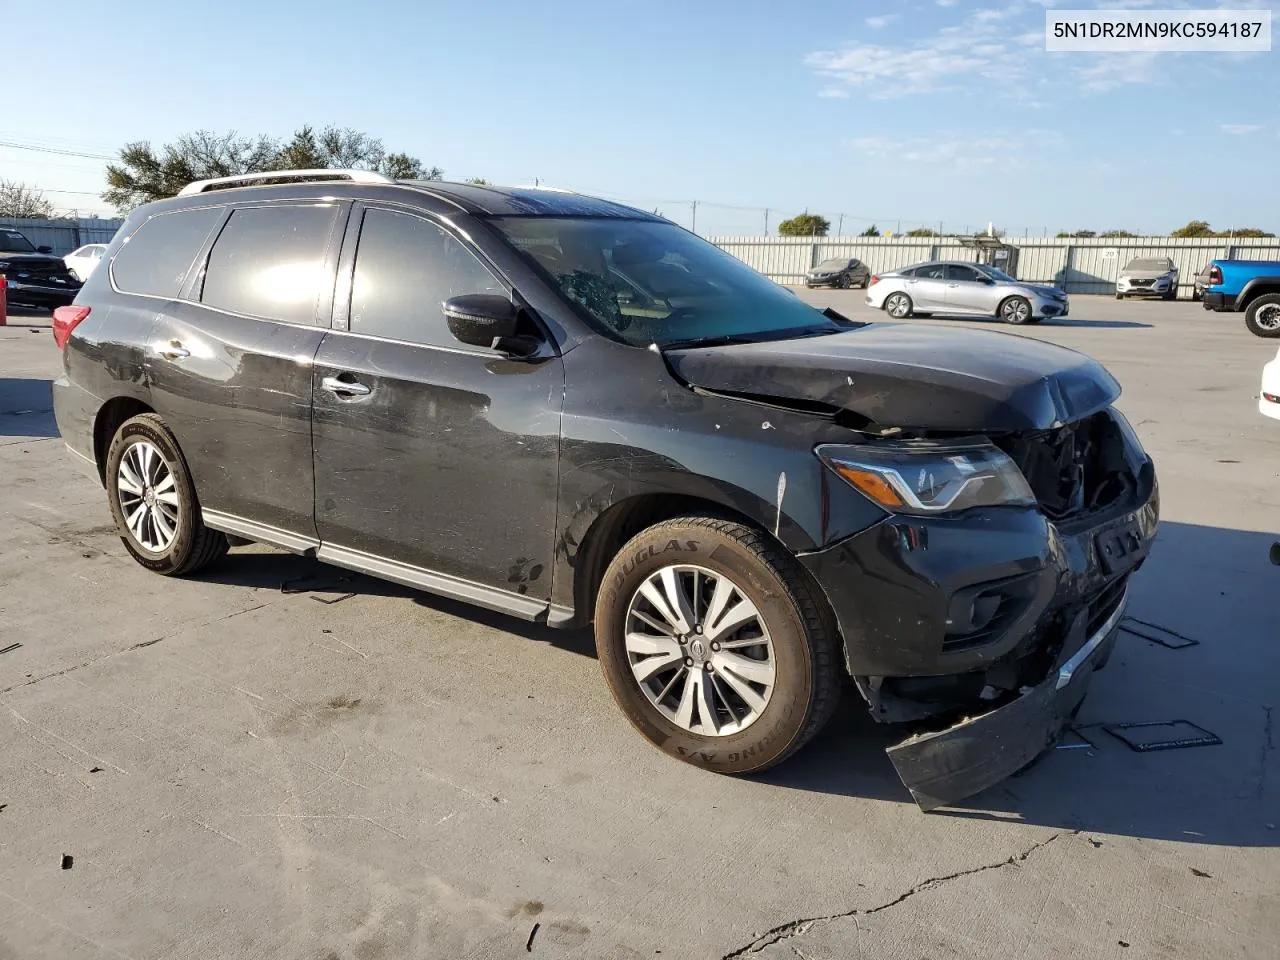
[1116,257,1177,300]
[865,261,1069,325]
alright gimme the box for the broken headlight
[817,441,1036,515]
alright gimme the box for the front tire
[884,292,913,318]
[105,414,228,575]
[999,295,1034,324]
[594,517,841,775]
[1244,294,1280,338]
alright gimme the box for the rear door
[310,204,563,603]
[944,264,1002,314]
[906,262,949,309]
[146,201,345,540]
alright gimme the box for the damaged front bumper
[886,590,1126,811]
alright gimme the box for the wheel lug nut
[684,657,694,667]
[703,662,712,671]
[711,642,720,651]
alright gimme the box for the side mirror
[443,294,533,354]
[37,245,53,254]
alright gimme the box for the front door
[311,205,563,604]
[943,264,1002,315]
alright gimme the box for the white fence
[0,217,125,256]
[707,235,1280,296]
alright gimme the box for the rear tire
[105,414,228,575]
[594,517,841,775]
[1244,294,1280,338]
[1115,292,1124,300]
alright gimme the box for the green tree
[777,213,830,236]
[1056,229,1097,238]
[1099,229,1135,238]
[860,224,881,237]
[465,177,490,185]
[0,179,54,218]
[104,126,439,211]
[1223,227,1275,238]
[906,227,937,237]
[1171,219,1213,238]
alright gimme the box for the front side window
[493,217,849,346]
[0,230,36,253]
[200,204,338,324]
[112,207,224,298]
[349,208,507,347]
[946,264,982,282]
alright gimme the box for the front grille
[1129,279,1154,288]
[998,411,1136,522]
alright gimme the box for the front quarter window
[493,216,852,346]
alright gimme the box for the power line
[0,139,113,160]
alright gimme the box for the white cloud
[817,86,851,99]
[936,0,958,6]
[1073,52,1162,90]
[865,13,898,28]
[846,132,1055,165]
[974,4,1024,22]
[1221,123,1263,135]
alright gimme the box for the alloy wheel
[624,564,776,736]
[116,440,181,552]
[1256,303,1280,331]
[886,294,910,318]
[1002,298,1031,323]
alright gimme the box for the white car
[1116,257,1177,300]
[865,261,1069,325]
[1261,347,1280,421]
[64,243,107,281]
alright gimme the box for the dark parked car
[51,172,1158,810]
[0,227,81,308]
[804,257,871,289]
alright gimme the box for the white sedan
[865,261,1069,325]
[64,243,107,281]
[1261,347,1280,421]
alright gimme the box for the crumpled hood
[664,323,1120,433]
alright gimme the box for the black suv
[52,172,1158,810]
[1,227,82,308]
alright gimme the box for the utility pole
[691,200,698,234]
[763,208,770,235]
[838,213,845,235]
[895,220,901,235]
[938,220,943,237]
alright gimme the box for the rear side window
[111,207,223,297]
[917,263,946,280]
[199,204,339,325]
[348,208,506,348]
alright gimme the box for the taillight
[52,305,90,349]
[869,275,880,286]
[1208,265,1223,286]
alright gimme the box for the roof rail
[176,169,394,197]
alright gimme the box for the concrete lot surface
[1,296,1277,959]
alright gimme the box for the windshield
[815,258,849,270]
[0,229,36,253]
[493,217,849,346]
[1124,258,1173,272]
[978,265,1016,282]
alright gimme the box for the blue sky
[5,0,1277,235]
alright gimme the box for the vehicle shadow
[760,519,1279,847]
[0,378,56,438]
[191,550,596,659]
[1040,318,1153,329]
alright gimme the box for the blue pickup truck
[1201,259,1280,337]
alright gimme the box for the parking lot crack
[718,830,1075,958]
[1,602,270,694]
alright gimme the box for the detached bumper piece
[887,593,1127,811]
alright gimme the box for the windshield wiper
[657,334,765,350]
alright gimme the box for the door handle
[154,340,190,360]
[947,283,960,287]
[320,375,372,398]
